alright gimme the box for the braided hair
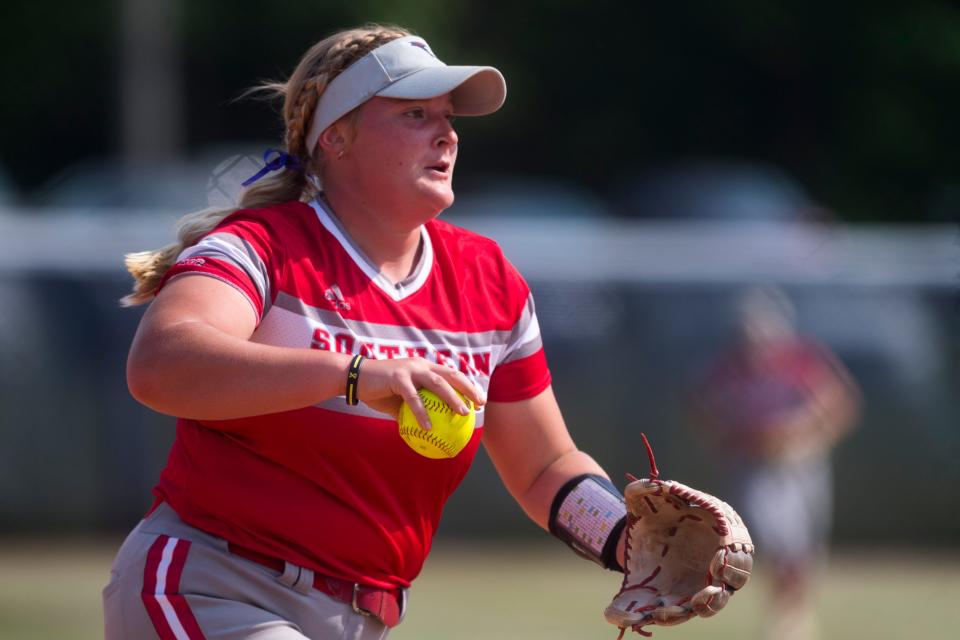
[121,24,410,306]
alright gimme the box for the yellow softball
[398,389,476,459]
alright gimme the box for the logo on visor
[410,41,436,58]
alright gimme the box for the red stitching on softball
[417,390,455,416]
[398,425,456,457]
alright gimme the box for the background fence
[1,209,956,547]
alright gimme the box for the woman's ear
[318,120,350,159]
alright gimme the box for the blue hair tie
[240,148,303,187]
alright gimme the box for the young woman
[104,25,628,640]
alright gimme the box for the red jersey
[698,338,835,454]
[151,199,551,589]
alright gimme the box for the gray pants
[102,502,392,640]
[734,455,832,567]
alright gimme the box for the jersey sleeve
[157,209,285,323]
[487,284,552,403]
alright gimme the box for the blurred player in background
[103,24,633,640]
[693,285,861,640]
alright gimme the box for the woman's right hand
[357,357,486,430]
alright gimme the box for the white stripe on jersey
[272,292,529,349]
[502,310,544,365]
[312,395,487,426]
[179,234,271,305]
[251,305,504,390]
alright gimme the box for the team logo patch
[324,284,352,311]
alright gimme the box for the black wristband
[549,474,627,572]
[345,355,364,406]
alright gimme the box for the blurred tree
[2,0,958,222]
[0,0,115,195]
[121,0,183,165]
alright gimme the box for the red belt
[227,543,404,628]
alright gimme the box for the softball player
[693,286,861,640]
[106,25,629,639]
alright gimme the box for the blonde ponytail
[120,24,410,306]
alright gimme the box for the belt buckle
[351,583,372,617]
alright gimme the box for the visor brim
[376,66,506,116]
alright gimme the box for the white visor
[305,36,506,153]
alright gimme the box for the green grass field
[1,538,957,639]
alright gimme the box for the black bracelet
[345,354,364,406]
